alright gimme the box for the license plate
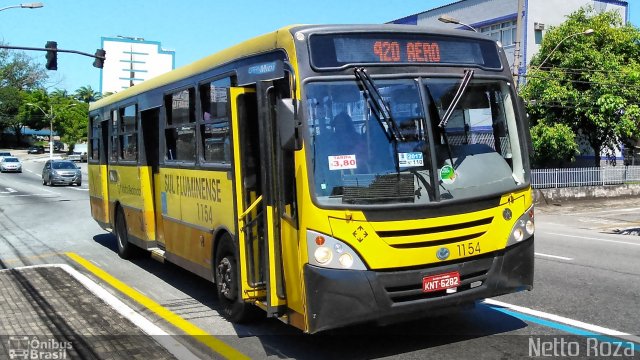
[422,271,460,293]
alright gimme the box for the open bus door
[229,84,289,318]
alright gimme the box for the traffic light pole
[0,44,105,67]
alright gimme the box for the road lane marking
[544,232,640,247]
[485,299,640,349]
[0,188,17,194]
[535,252,573,261]
[2,264,200,360]
[570,207,640,216]
[66,252,249,360]
[0,193,58,198]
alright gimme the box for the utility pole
[513,0,525,87]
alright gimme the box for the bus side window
[199,77,232,164]
[164,88,196,162]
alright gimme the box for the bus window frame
[88,113,102,162]
[163,86,197,166]
[198,76,234,167]
[109,109,119,164]
[118,103,139,164]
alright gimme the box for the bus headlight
[314,247,333,264]
[507,205,534,247]
[307,230,367,270]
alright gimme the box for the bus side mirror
[277,98,301,151]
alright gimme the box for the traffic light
[45,41,57,70]
[93,49,106,68]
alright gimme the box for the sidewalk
[0,265,192,359]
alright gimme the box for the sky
[0,0,638,94]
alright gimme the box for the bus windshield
[305,77,525,206]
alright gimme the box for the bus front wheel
[214,236,258,323]
[115,208,134,259]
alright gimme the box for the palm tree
[74,85,102,103]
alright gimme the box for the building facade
[99,37,175,94]
[390,0,628,77]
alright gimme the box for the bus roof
[90,24,300,111]
[90,24,494,111]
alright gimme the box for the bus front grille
[377,256,493,304]
[376,217,494,248]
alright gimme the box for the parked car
[0,156,22,173]
[41,159,82,186]
[68,143,88,162]
[27,145,46,154]
[0,151,12,162]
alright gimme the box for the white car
[0,156,22,173]
[68,143,88,162]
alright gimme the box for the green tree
[0,47,47,90]
[521,7,640,166]
[74,85,102,103]
[0,86,24,145]
[0,47,49,144]
[530,121,579,168]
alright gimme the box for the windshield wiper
[354,68,404,143]
[439,69,474,128]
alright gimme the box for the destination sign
[309,33,502,69]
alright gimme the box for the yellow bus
[88,24,535,333]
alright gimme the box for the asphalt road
[0,156,639,359]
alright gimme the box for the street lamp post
[533,29,595,72]
[27,102,76,159]
[0,2,44,12]
[438,15,478,32]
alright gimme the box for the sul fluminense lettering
[164,174,222,202]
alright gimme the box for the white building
[390,0,628,78]
[99,37,175,94]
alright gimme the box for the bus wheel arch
[213,232,258,323]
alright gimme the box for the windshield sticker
[328,155,357,171]
[440,165,457,184]
[398,152,424,167]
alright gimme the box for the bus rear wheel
[214,236,259,323]
[115,207,134,259]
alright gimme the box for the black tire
[115,207,134,259]
[76,181,82,186]
[42,178,46,186]
[214,235,260,323]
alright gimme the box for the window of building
[119,104,138,161]
[165,88,196,162]
[199,78,232,163]
[480,20,517,46]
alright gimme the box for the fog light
[314,246,332,264]
[526,220,535,235]
[513,228,524,242]
[338,253,354,268]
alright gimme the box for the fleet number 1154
[457,241,481,257]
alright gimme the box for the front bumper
[304,237,534,333]
[1,166,21,172]
[51,175,81,184]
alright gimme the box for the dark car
[41,159,82,186]
[27,145,46,154]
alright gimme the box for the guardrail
[531,166,640,188]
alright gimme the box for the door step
[149,247,166,263]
